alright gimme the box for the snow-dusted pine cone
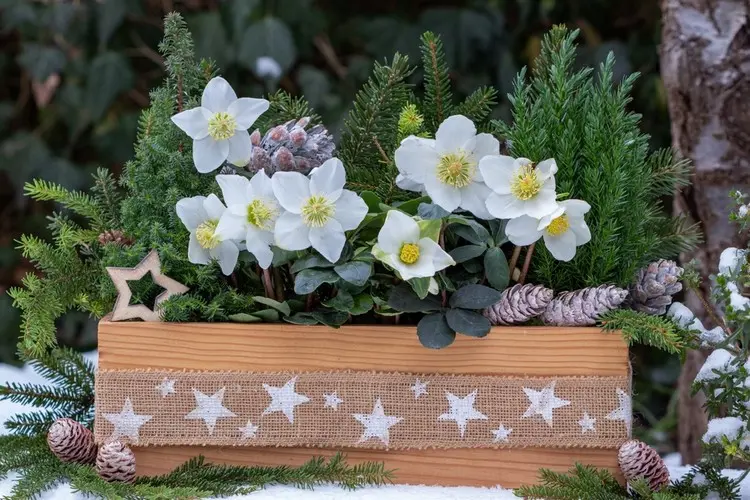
[47,418,97,464]
[542,285,629,326]
[629,259,683,315]
[96,441,136,483]
[618,439,670,491]
[97,230,134,246]
[246,117,335,175]
[483,284,554,325]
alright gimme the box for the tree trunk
[660,0,750,464]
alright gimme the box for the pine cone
[618,439,670,491]
[96,441,136,483]
[47,418,97,464]
[541,285,629,326]
[246,117,335,175]
[97,230,134,246]
[483,284,554,325]
[629,260,683,315]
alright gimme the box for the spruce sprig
[599,309,689,355]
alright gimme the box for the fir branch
[599,309,687,355]
[455,86,498,127]
[254,90,321,132]
[420,31,453,129]
[515,463,628,499]
[23,179,104,230]
[90,167,123,230]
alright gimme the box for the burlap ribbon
[94,369,631,449]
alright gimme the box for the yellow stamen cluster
[247,199,276,230]
[399,243,420,264]
[546,214,570,236]
[195,220,220,249]
[301,195,335,228]
[208,111,236,141]
[510,164,542,200]
[436,152,474,188]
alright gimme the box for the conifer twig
[519,243,535,284]
[373,136,390,164]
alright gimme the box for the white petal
[506,215,543,246]
[171,107,209,140]
[245,237,274,269]
[423,176,461,213]
[394,137,439,185]
[310,220,346,263]
[479,155,516,194]
[193,137,229,173]
[537,206,565,230]
[435,115,477,153]
[471,133,500,160]
[485,192,524,219]
[458,182,493,219]
[274,212,311,250]
[523,189,559,219]
[201,76,237,113]
[560,199,591,217]
[216,174,250,208]
[203,194,227,220]
[310,158,345,200]
[544,231,578,262]
[272,172,310,213]
[212,240,240,275]
[536,158,558,180]
[246,225,275,246]
[226,130,252,167]
[379,211,420,254]
[249,170,274,199]
[569,218,591,245]
[395,173,424,192]
[188,233,211,265]
[215,212,247,241]
[334,190,368,231]
[176,196,208,230]
[420,237,455,272]
[395,258,435,281]
[227,98,270,129]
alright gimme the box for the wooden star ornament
[107,250,189,321]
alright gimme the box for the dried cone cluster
[483,284,554,325]
[47,418,97,464]
[97,230,134,246]
[618,439,670,491]
[629,259,683,315]
[247,117,335,175]
[542,285,629,326]
[96,441,136,483]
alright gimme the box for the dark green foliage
[254,90,322,132]
[599,309,690,355]
[495,26,700,291]
[419,31,454,129]
[669,461,745,500]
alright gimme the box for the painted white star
[156,377,176,397]
[522,381,571,427]
[324,392,343,411]
[239,420,259,439]
[103,398,152,442]
[606,388,632,434]
[185,387,236,434]
[410,378,429,399]
[579,412,596,434]
[353,398,403,446]
[438,390,488,437]
[262,376,310,424]
[491,424,512,443]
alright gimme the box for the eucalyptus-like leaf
[323,290,355,312]
[360,191,383,212]
[250,308,280,322]
[449,244,487,263]
[284,313,319,325]
[446,309,491,337]
[387,283,442,312]
[451,220,492,245]
[252,296,291,316]
[418,203,451,220]
[417,313,456,349]
[311,310,350,327]
[408,277,432,299]
[290,254,335,272]
[483,247,510,290]
[350,294,374,315]
[449,284,503,309]
[293,269,339,295]
[334,261,372,286]
[228,313,262,323]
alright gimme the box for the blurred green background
[0,0,675,450]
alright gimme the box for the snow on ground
[2,354,750,499]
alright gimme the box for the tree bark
[660,0,750,464]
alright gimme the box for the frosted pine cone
[247,117,335,175]
[97,230,133,246]
[483,284,554,325]
[96,441,136,483]
[629,260,683,315]
[47,418,97,464]
[618,439,670,491]
[542,285,628,326]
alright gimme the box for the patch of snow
[727,283,750,310]
[695,349,736,382]
[703,417,745,444]
[700,326,727,347]
[719,247,747,276]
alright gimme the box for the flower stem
[518,243,535,284]
[439,222,448,307]
[273,268,285,302]
[262,268,275,300]
[508,246,522,281]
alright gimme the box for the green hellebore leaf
[483,247,510,290]
[417,312,456,349]
[252,296,291,316]
[449,284,503,309]
[334,261,372,286]
[323,290,355,312]
[228,313,262,323]
[450,219,492,246]
[311,310,349,327]
[417,203,450,220]
[293,269,339,295]
[350,294,374,315]
[284,313,319,325]
[360,191,383,212]
[449,244,487,263]
[249,308,280,322]
[387,283,441,312]
[445,309,491,337]
[408,277,432,299]
[290,254,335,272]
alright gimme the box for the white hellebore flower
[394,115,499,219]
[171,76,270,173]
[372,210,455,280]
[176,194,240,275]
[480,156,559,219]
[214,172,280,269]
[271,158,368,263]
[505,199,591,262]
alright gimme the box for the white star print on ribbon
[578,412,596,434]
[156,377,176,397]
[605,388,632,434]
[410,378,429,399]
[438,390,488,437]
[239,420,259,439]
[491,424,512,443]
[262,376,310,424]
[353,398,403,446]
[185,387,236,434]
[103,398,152,442]
[521,381,571,427]
[323,392,343,410]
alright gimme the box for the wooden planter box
[95,320,629,488]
